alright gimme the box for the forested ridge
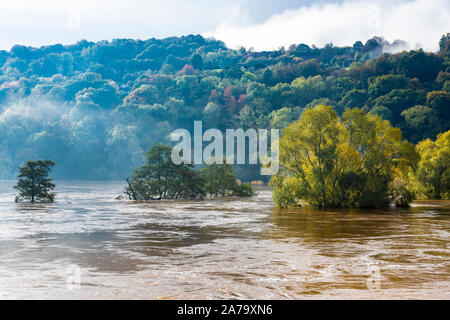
[0,34,449,180]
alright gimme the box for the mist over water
[0,97,155,180]
[0,181,448,299]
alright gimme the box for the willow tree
[271,105,417,208]
[14,160,56,203]
[414,130,450,199]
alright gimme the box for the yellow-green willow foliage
[414,131,450,199]
[270,105,418,208]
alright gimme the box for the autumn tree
[271,105,417,208]
[414,131,450,199]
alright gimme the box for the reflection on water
[0,181,448,299]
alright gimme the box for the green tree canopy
[401,105,441,142]
[368,74,408,98]
[340,89,369,109]
[426,91,450,123]
[125,143,205,200]
[201,162,254,197]
[271,105,417,208]
[14,160,56,203]
[414,131,450,199]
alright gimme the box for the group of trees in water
[13,119,449,206]
[0,34,449,181]
[271,105,450,208]
[4,33,450,207]
[13,145,254,203]
[14,119,449,206]
[124,144,253,201]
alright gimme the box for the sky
[0,0,448,52]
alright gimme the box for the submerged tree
[14,160,56,203]
[201,162,254,197]
[125,143,205,200]
[271,105,418,208]
[414,130,450,199]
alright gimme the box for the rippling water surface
[0,181,448,299]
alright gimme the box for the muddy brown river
[0,181,448,299]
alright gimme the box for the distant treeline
[0,34,449,181]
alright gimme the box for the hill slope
[0,34,449,180]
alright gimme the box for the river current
[0,181,448,299]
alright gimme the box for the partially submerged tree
[271,105,418,208]
[201,162,254,197]
[125,143,205,200]
[14,160,56,203]
[414,130,450,199]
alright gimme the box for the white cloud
[0,0,447,52]
[215,3,249,25]
[0,0,231,49]
[206,0,450,52]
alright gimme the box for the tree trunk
[126,178,137,200]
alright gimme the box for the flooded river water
[0,181,448,299]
